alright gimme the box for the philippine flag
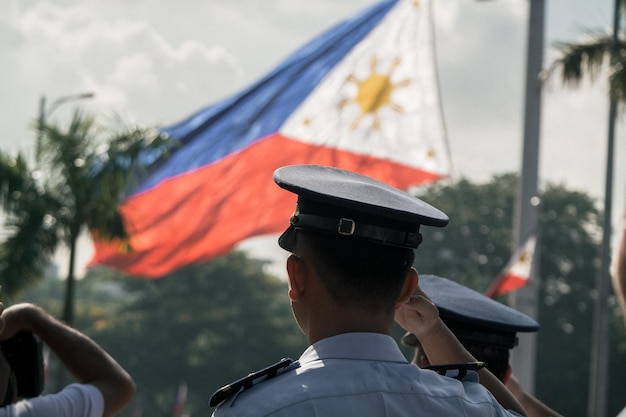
[485,235,537,298]
[91,0,452,278]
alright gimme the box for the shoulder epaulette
[209,357,295,407]
[425,361,485,380]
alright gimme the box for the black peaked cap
[273,165,449,251]
[419,274,539,332]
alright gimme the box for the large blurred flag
[485,235,537,298]
[91,0,451,277]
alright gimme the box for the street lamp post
[36,91,95,390]
[510,0,544,394]
[37,91,95,323]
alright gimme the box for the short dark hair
[297,230,414,314]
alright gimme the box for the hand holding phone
[0,331,44,399]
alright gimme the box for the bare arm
[0,303,135,417]
[505,374,563,417]
[395,288,526,416]
[613,214,626,327]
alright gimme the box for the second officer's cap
[273,165,449,252]
[402,275,539,349]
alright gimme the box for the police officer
[402,275,563,417]
[211,165,525,417]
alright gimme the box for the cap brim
[274,165,449,228]
[278,225,296,252]
[419,275,539,332]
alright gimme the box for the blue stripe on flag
[135,0,398,194]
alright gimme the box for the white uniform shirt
[212,332,522,417]
[0,383,104,417]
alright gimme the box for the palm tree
[546,0,626,105]
[0,110,170,324]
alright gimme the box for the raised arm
[505,374,563,417]
[613,212,626,327]
[0,303,135,417]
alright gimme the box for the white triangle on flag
[485,235,537,298]
[280,0,450,177]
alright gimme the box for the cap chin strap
[290,213,422,249]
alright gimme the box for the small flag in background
[485,235,537,298]
[90,0,451,278]
[170,383,187,417]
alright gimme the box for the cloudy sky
[1,0,623,278]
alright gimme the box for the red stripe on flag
[91,134,443,277]
[484,235,536,298]
[484,272,528,298]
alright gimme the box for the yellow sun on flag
[518,250,531,264]
[340,55,411,131]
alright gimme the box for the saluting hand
[394,285,441,339]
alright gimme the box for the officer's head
[401,275,539,382]
[273,165,448,315]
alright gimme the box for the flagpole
[509,0,544,394]
[587,1,620,415]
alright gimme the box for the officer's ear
[395,267,418,309]
[287,254,307,301]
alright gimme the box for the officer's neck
[307,303,394,345]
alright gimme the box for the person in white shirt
[613,210,626,417]
[0,302,135,417]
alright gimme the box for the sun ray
[351,113,365,130]
[388,57,401,74]
[394,79,412,88]
[373,115,381,131]
[370,55,378,72]
[389,103,404,113]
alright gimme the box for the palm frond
[86,126,173,240]
[549,33,614,86]
[0,193,62,298]
[0,151,34,212]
